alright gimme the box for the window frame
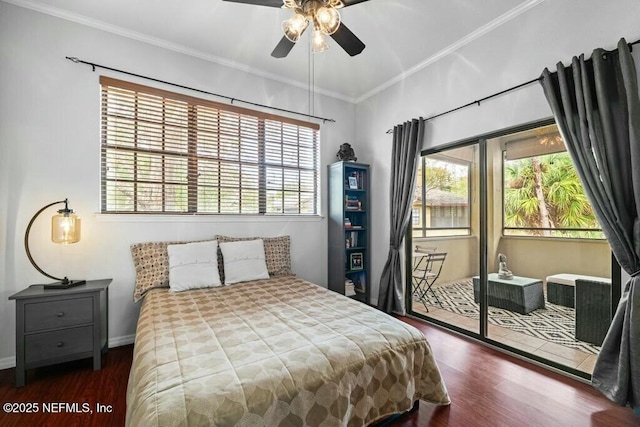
[412,155,472,238]
[99,76,320,216]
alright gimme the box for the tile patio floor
[412,303,597,375]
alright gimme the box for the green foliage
[503,152,602,238]
[419,159,469,196]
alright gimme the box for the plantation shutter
[100,76,319,215]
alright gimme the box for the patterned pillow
[217,235,292,281]
[131,239,217,302]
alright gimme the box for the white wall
[3,0,640,366]
[0,3,355,364]
[356,0,640,305]
[498,237,612,282]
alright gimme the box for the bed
[126,239,449,426]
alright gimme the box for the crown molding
[2,0,357,103]
[3,0,544,105]
[354,0,546,104]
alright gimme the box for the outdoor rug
[415,278,600,355]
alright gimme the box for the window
[412,208,420,226]
[501,124,603,238]
[100,77,319,215]
[412,147,472,238]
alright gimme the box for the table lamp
[24,198,86,289]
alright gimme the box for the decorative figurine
[337,143,357,162]
[497,253,513,279]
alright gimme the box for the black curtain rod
[65,56,336,124]
[386,37,640,134]
[385,76,540,134]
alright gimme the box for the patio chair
[412,252,447,312]
[575,278,612,345]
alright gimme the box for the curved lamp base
[25,199,86,289]
[43,279,87,289]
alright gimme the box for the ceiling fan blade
[341,0,370,7]
[271,36,296,58]
[221,0,283,7]
[330,23,365,56]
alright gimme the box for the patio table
[472,273,545,314]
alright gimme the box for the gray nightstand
[9,279,111,387]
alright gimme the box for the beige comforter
[126,276,449,426]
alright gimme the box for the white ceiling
[9,0,543,102]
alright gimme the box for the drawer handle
[56,312,65,317]
[57,342,64,348]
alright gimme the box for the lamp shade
[282,13,308,42]
[51,212,81,244]
[312,28,329,53]
[315,6,340,35]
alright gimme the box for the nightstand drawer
[10,279,111,387]
[24,297,93,332]
[24,326,93,364]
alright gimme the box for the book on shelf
[346,231,359,248]
[345,279,356,297]
[345,197,362,211]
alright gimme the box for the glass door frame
[405,117,622,380]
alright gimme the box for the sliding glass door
[407,119,619,378]
[408,144,481,336]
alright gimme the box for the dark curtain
[378,118,424,314]
[540,38,640,412]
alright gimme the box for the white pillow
[167,240,222,292]
[219,239,270,284]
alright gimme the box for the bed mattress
[126,275,449,426]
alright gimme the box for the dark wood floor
[0,316,637,426]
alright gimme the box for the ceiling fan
[222,0,369,58]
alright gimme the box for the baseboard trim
[109,334,135,348]
[0,334,136,370]
[0,356,16,370]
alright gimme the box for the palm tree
[504,152,600,237]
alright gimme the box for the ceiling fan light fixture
[315,5,340,35]
[283,0,298,9]
[312,27,329,53]
[282,12,308,42]
[261,0,365,57]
